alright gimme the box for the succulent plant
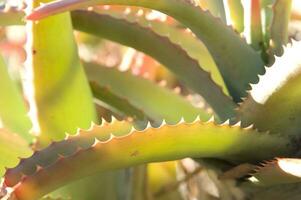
[0,0,301,199]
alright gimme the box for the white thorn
[244,124,254,130]
[178,117,185,123]
[145,121,152,129]
[233,121,242,127]
[92,138,101,146]
[221,119,230,126]
[207,116,215,123]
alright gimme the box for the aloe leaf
[250,0,264,50]
[24,0,97,144]
[22,0,122,199]
[90,82,148,122]
[238,40,301,137]
[28,0,265,102]
[203,0,227,22]
[0,129,32,176]
[73,11,235,120]
[270,0,292,56]
[224,0,244,33]
[3,118,131,190]
[0,55,32,142]
[251,158,301,186]
[3,118,293,200]
[84,62,210,124]
[94,8,228,94]
[260,0,276,48]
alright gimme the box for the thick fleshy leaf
[270,0,292,56]
[94,7,228,94]
[238,40,301,137]
[251,158,301,186]
[84,62,210,124]
[260,0,276,48]
[90,82,148,123]
[23,0,120,199]
[250,0,263,50]
[28,0,265,102]
[224,0,244,33]
[0,129,32,176]
[3,117,292,200]
[72,11,235,120]
[24,0,98,144]
[201,0,226,22]
[0,55,32,142]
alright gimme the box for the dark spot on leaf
[130,150,139,157]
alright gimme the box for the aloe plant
[0,0,300,199]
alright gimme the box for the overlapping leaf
[270,0,292,55]
[28,0,265,102]
[239,40,301,137]
[0,55,32,142]
[0,129,32,176]
[73,11,236,120]
[84,62,210,124]
[3,117,292,200]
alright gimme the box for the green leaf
[84,62,210,124]
[250,0,264,50]
[260,0,276,48]
[94,8,228,94]
[203,0,227,22]
[72,11,235,121]
[0,55,32,142]
[0,129,32,176]
[90,82,148,123]
[270,0,292,56]
[239,40,301,137]
[224,0,244,33]
[28,0,265,102]
[25,0,98,144]
[3,118,292,200]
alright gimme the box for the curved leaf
[238,40,301,137]
[95,7,228,94]
[90,82,148,122]
[0,129,32,176]
[0,55,32,142]
[28,0,265,102]
[260,0,276,48]
[270,0,292,56]
[84,62,210,124]
[24,0,98,144]
[72,11,235,120]
[224,0,244,33]
[3,118,292,200]
[250,0,264,50]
